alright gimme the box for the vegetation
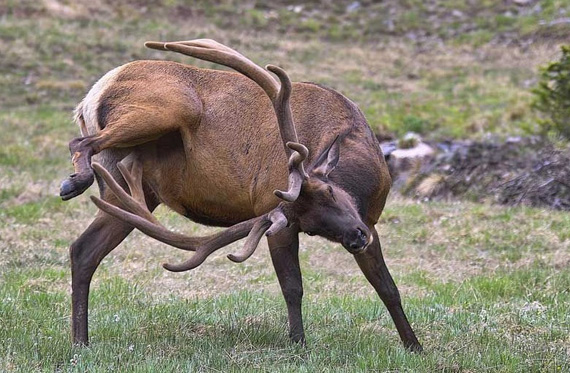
[2,197,569,371]
[532,45,570,140]
[1,0,569,371]
[1,0,568,140]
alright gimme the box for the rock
[451,10,464,18]
[513,0,533,5]
[286,5,303,14]
[540,17,570,26]
[380,141,397,159]
[346,2,361,13]
[391,142,435,160]
[384,140,436,189]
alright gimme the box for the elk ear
[311,135,341,178]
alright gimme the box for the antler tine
[267,65,309,202]
[176,39,241,55]
[274,142,309,202]
[145,40,279,101]
[226,207,289,263]
[226,217,270,263]
[162,215,266,272]
[266,65,299,154]
[91,195,200,250]
[146,39,238,57]
[117,160,144,205]
[92,162,159,225]
[265,208,289,236]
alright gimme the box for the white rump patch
[81,64,125,135]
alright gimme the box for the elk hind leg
[61,95,201,200]
[71,210,133,345]
[71,161,158,345]
[354,228,423,352]
[61,122,174,200]
[60,134,99,200]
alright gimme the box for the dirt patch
[388,138,570,210]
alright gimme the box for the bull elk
[60,39,422,351]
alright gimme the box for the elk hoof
[60,172,94,201]
[289,333,306,346]
[405,342,424,353]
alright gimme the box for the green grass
[1,265,569,371]
[0,1,565,140]
[1,197,569,372]
[157,0,569,45]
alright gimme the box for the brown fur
[75,60,389,225]
[61,40,420,351]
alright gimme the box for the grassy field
[2,197,569,371]
[1,1,570,372]
[2,1,568,139]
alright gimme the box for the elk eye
[306,231,315,236]
[327,185,335,200]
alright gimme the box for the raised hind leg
[60,118,182,200]
[70,159,158,345]
[354,228,422,352]
[61,86,202,200]
[60,135,98,200]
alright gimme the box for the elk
[61,39,422,351]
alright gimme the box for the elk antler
[266,65,309,201]
[91,160,288,272]
[145,39,280,102]
[145,39,309,201]
[226,208,288,263]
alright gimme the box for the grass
[1,198,569,372]
[0,1,566,140]
[1,0,569,371]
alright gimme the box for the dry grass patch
[3,192,567,303]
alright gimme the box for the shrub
[532,45,570,140]
[402,115,431,134]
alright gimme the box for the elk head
[285,138,372,254]
[91,40,372,272]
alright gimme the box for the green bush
[532,45,570,140]
[402,115,431,134]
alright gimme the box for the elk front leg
[354,228,422,352]
[267,225,305,344]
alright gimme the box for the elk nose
[345,227,369,253]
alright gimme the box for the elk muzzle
[342,225,371,254]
